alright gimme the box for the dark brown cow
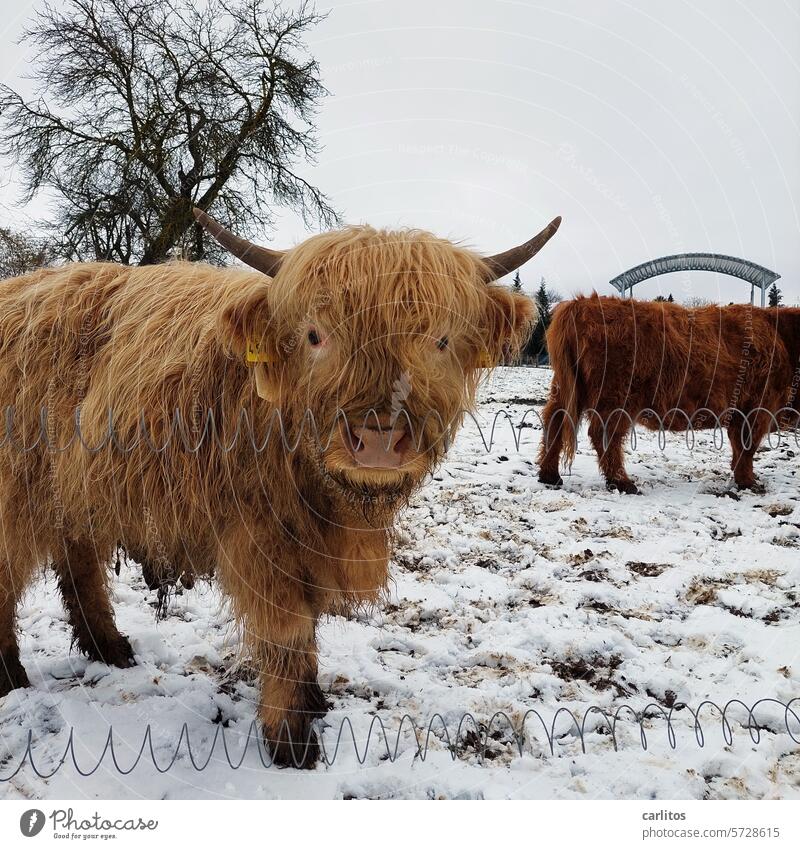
[538,295,800,493]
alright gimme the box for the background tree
[546,284,562,308]
[0,225,53,278]
[0,0,338,265]
[523,276,561,364]
[511,270,522,292]
[768,282,783,307]
[684,296,713,308]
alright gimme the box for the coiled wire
[1,405,798,454]
[1,698,798,777]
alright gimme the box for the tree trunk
[138,198,194,266]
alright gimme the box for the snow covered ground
[1,367,799,800]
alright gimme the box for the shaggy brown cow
[0,209,560,767]
[538,295,800,493]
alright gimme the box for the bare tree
[683,296,714,308]
[0,225,53,278]
[0,0,338,265]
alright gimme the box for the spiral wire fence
[1,699,799,777]
[1,404,798,455]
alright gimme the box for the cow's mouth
[324,465,414,503]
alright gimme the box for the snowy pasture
[1,367,799,799]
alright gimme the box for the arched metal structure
[609,253,780,306]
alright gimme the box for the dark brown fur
[538,295,800,492]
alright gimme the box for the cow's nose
[348,423,410,469]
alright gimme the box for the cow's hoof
[305,680,331,719]
[0,654,30,697]
[733,474,767,495]
[85,633,136,669]
[737,479,765,495]
[538,471,563,487]
[607,479,639,495]
[140,559,161,591]
[179,570,196,590]
[266,723,321,769]
[265,680,328,769]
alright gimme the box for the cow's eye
[307,328,321,347]
[436,336,449,351]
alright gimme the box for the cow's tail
[545,301,582,467]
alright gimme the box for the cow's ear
[218,282,283,403]
[218,281,276,359]
[479,286,537,366]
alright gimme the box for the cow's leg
[53,539,135,668]
[260,635,325,770]
[221,530,326,768]
[0,573,29,697]
[257,613,326,769]
[0,490,39,697]
[537,395,565,486]
[728,419,746,485]
[730,412,771,491]
[588,413,638,494]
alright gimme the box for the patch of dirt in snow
[1,368,798,799]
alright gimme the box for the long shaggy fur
[538,294,800,492]
[0,225,535,767]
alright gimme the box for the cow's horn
[192,208,285,278]
[481,216,562,281]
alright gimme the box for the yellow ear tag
[245,338,273,364]
[477,349,494,367]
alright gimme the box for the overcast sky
[1,0,798,303]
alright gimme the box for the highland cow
[538,295,800,493]
[0,209,560,767]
